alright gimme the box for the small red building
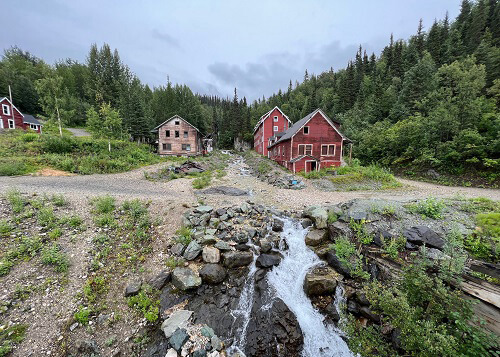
[267,108,350,173]
[0,97,42,133]
[253,106,292,157]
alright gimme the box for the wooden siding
[157,118,201,156]
[0,98,27,131]
[253,107,290,157]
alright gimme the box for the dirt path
[66,128,91,137]
[1,158,499,210]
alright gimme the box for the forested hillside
[0,0,498,182]
[253,0,500,182]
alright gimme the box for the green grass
[330,236,370,279]
[165,256,185,269]
[51,194,67,207]
[0,220,12,237]
[91,195,116,214]
[192,171,212,189]
[0,130,163,176]
[37,206,57,228]
[48,228,62,240]
[407,197,446,219]
[6,189,25,214]
[127,284,160,323]
[175,227,193,245]
[459,197,500,213]
[74,305,91,325]
[94,213,117,228]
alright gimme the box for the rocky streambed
[143,197,500,357]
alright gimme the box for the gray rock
[215,208,227,216]
[223,251,253,268]
[203,186,248,196]
[325,251,351,277]
[171,267,202,290]
[202,246,220,263]
[426,248,448,260]
[403,226,445,250]
[304,267,338,296]
[235,243,251,251]
[193,350,207,357]
[183,241,202,260]
[161,310,193,338]
[198,234,217,245]
[148,270,171,290]
[199,264,226,284]
[347,300,360,315]
[360,306,380,323]
[304,206,328,229]
[240,202,251,213]
[325,301,340,322]
[200,325,215,338]
[301,218,313,228]
[256,254,281,268]
[211,335,223,351]
[195,206,213,214]
[272,218,284,232]
[259,239,272,253]
[219,214,229,221]
[124,280,141,297]
[171,243,186,256]
[348,211,367,222]
[165,348,177,357]
[214,241,231,251]
[328,221,351,239]
[305,229,328,246]
[169,328,189,351]
[246,227,257,238]
[234,231,249,244]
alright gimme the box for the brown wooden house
[152,115,203,156]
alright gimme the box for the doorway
[306,160,317,172]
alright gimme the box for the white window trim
[2,104,10,116]
[321,144,336,156]
[8,119,15,129]
[30,124,38,130]
[273,116,278,122]
[298,144,312,156]
[0,119,3,129]
[303,126,309,135]
[273,126,278,132]
[305,160,318,172]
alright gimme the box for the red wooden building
[0,97,42,133]
[267,108,350,173]
[253,106,292,157]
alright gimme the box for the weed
[257,161,271,175]
[192,172,212,189]
[127,285,160,323]
[165,256,185,269]
[0,323,27,356]
[460,197,500,213]
[37,206,57,228]
[91,195,116,214]
[122,199,148,221]
[349,219,373,245]
[407,197,446,219]
[0,220,12,237]
[48,228,63,240]
[74,305,91,325]
[6,189,25,214]
[13,284,32,300]
[67,215,83,228]
[175,226,193,245]
[330,236,369,279]
[94,213,117,228]
[92,234,110,246]
[83,276,108,303]
[41,244,69,272]
[327,211,338,224]
[382,235,407,260]
[105,336,117,347]
[51,194,67,207]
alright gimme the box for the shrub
[349,219,372,245]
[408,197,446,219]
[41,244,69,272]
[382,234,406,260]
[48,228,62,240]
[0,161,32,176]
[175,227,193,245]
[91,195,116,214]
[51,194,67,207]
[40,135,76,154]
[21,133,38,142]
[37,206,57,228]
[330,236,369,279]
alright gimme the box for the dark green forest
[0,0,498,181]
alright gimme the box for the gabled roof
[23,114,42,125]
[268,108,350,148]
[0,97,24,117]
[252,106,292,134]
[151,115,202,134]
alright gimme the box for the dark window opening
[184,131,188,138]
[182,144,191,151]
[175,121,180,125]
[303,126,309,135]
[175,131,179,138]
[162,143,167,150]
[166,130,170,137]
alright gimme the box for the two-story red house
[253,106,292,157]
[0,97,42,133]
[267,108,350,173]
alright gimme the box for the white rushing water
[267,218,353,357]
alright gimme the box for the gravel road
[66,127,91,136]
[0,158,498,210]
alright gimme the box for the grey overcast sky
[3,0,461,101]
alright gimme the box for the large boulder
[328,221,351,239]
[304,206,328,229]
[161,310,193,338]
[272,218,284,232]
[304,266,339,296]
[195,206,213,214]
[305,229,328,246]
[171,242,186,256]
[199,264,227,284]
[171,267,202,290]
[403,226,445,250]
[183,240,202,260]
[148,271,171,290]
[203,186,248,196]
[223,251,253,268]
[255,254,281,268]
[202,246,220,263]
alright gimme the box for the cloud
[151,29,181,50]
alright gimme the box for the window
[166,130,170,137]
[175,121,180,125]
[2,104,10,116]
[184,131,188,138]
[175,131,179,138]
[321,144,336,156]
[166,143,172,151]
[273,116,278,122]
[8,119,15,129]
[303,126,309,135]
[274,126,278,132]
[162,143,167,150]
[30,124,38,130]
[182,144,191,151]
[298,144,312,156]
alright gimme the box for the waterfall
[267,218,353,357]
